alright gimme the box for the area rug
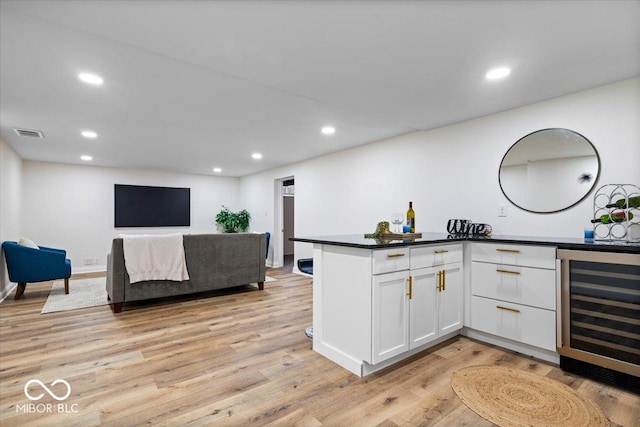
[451,365,609,427]
[41,278,109,314]
[42,277,275,314]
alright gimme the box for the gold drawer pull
[407,276,413,299]
[434,250,448,254]
[387,253,405,258]
[497,305,521,313]
[496,248,520,253]
[496,268,520,275]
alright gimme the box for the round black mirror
[499,128,600,213]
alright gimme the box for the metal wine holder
[592,184,640,242]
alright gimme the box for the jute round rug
[451,365,609,427]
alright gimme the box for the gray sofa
[106,233,266,313]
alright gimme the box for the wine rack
[592,184,640,242]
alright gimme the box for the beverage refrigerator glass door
[557,249,640,380]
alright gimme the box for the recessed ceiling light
[81,130,98,139]
[485,67,511,80]
[78,73,103,85]
[80,155,92,161]
[252,153,263,160]
[321,126,336,135]
[213,167,222,173]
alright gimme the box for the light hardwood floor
[1,267,638,426]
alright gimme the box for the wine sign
[447,219,492,237]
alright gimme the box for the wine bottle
[590,211,634,224]
[605,196,640,209]
[406,201,415,233]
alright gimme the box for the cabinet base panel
[315,331,461,377]
[313,340,365,377]
[464,328,559,365]
[560,356,640,395]
[363,331,460,377]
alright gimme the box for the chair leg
[64,277,69,294]
[14,283,26,300]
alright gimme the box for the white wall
[21,162,241,272]
[0,139,23,299]
[241,78,640,266]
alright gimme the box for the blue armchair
[265,232,270,259]
[2,241,72,300]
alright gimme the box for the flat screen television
[114,184,190,227]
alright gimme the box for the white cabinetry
[314,242,464,376]
[372,270,410,363]
[371,244,463,364]
[412,244,464,338]
[470,243,557,353]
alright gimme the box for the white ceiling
[1,0,639,177]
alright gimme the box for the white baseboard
[73,264,107,274]
[0,282,17,303]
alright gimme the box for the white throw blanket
[120,234,189,284]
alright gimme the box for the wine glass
[391,213,404,233]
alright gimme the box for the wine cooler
[557,250,640,392]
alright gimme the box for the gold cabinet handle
[407,276,413,299]
[496,268,521,275]
[387,253,405,258]
[496,248,520,253]
[437,270,446,292]
[496,305,521,313]
[434,249,448,254]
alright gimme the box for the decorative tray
[379,232,422,239]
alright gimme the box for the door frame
[272,175,294,268]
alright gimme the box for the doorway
[273,176,295,270]
[283,187,295,271]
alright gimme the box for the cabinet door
[410,268,438,348]
[438,262,464,336]
[372,271,410,364]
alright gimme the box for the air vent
[13,128,44,138]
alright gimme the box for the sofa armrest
[105,239,126,303]
[39,246,67,256]
[258,233,266,280]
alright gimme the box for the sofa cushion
[18,237,39,249]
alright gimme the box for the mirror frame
[498,128,601,214]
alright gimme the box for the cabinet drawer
[411,244,463,269]
[471,262,556,310]
[372,247,410,275]
[472,243,556,269]
[471,296,556,351]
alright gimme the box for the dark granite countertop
[291,232,640,254]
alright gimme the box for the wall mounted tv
[114,184,190,227]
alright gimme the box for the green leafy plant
[215,205,251,233]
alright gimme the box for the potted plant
[215,206,251,233]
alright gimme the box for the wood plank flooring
[0,267,638,426]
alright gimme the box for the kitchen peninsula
[291,233,640,377]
